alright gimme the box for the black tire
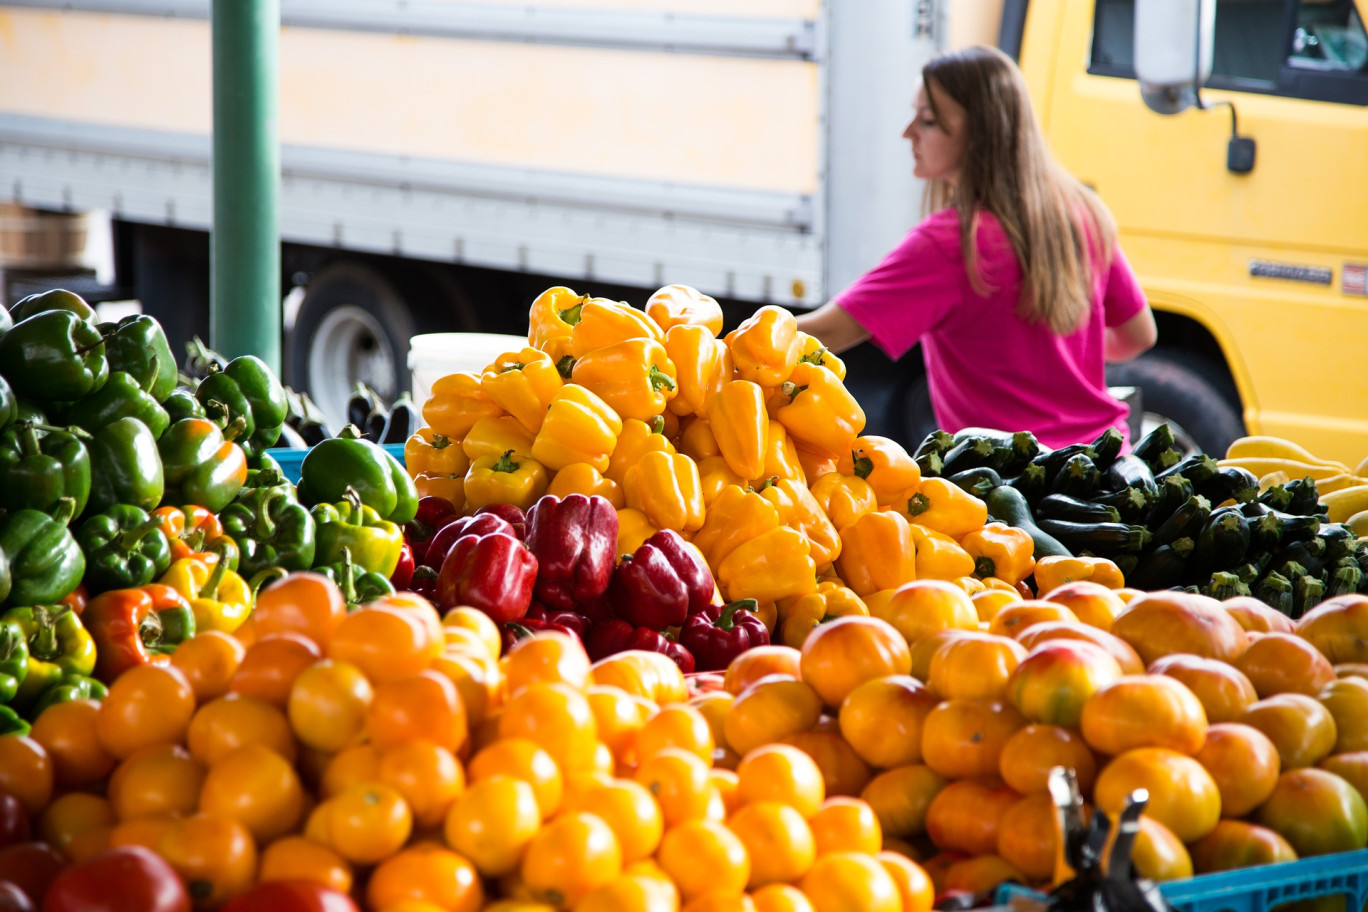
[1107,350,1244,457]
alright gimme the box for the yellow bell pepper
[797,332,847,381]
[808,472,878,531]
[462,414,537,463]
[405,427,470,477]
[796,444,840,481]
[538,333,577,380]
[1033,555,1126,593]
[758,420,806,488]
[480,347,563,434]
[835,509,918,596]
[646,284,725,336]
[757,477,842,568]
[677,416,721,462]
[546,461,625,509]
[775,362,865,457]
[960,522,1036,586]
[464,449,550,512]
[955,575,989,596]
[897,477,989,540]
[616,508,658,559]
[606,416,677,485]
[709,381,768,480]
[697,455,746,506]
[570,299,663,359]
[776,581,868,649]
[414,473,465,511]
[528,285,588,349]
[908,524,976,581]
[838,436,922,507]
[664,323,730,418]
[421,372,505,440]
[717,526,816,603]
[532,384,622,473]
[622,451,706,533]
[161,556,252,634]
[658,409,680,440]
[690,484,781,569]
[571,337,678,422]
[725,305,802,387]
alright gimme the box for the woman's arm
[1105,306,1157,362]
[794,300,871,354]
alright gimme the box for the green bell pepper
[310,486,403,577]
[194,355,288,458]
[0,706,29,736]
[15,400,47,425]
[0,422,92,516]
[100,314,178,403]
[0,546,10,605]
[0,499,85,608]
[8,288,99,324]
[0,376,16,433]
[158,416,247,513]
[1,604,97,707]
[163,387,207,423]
[85,416,165,515]
[0,620,29,704]
[76,504,173,594]
[60,370,170,439]
[220,487,316,579]
[318,546,396,609]
[239,463,291,500]
[31,673,107,717]
[0,309,109,402]
[298,425,418,524]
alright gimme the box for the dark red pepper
[409,565,439,601]
[436,531,537,623]
[475,503,527,540]
[607,529,714,630]
[501,616,584,653]
[404,495,461,564]
[677,599,771,672]
[425,512,515,572]
[661,638,696,675]
[584,617,680,663]
[389,541,415,591]
[526,494,618,611]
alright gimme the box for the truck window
[1089,0,1368,103]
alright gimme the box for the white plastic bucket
[408,332,527,410]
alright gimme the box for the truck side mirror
[1134,0,1215,115]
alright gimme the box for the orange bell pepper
[528,285,588,349]
[622,451,707,533]
[725,305,801,387]
[797,331,847,381]
[615,508,659,559]
[1033,555,1126,593]
[464,449,550,513]
[716,526,817,603]
[538,333,577,380]
[531,384,623,473]
[775,362,865,457]
[898,477,989,540]
[756,477,842,568]
[838,435,922,507]
[960,522,1036,586]
[776,581,868,649]
[907,524,976,581]
[708,381,768,480]
[480,347,563,433]
[570,299,663,359]
[607,416,677,485]
[462,414,536,463]
[151,505,229,566]
[421,372,505,440]
[795,444,839,481]
[413,473,465,511]
[808,472,878,531]
[571,338,678,422]
[696,455,746,506]
[690,484,781,569]
[645,284,725,336]
[835,509,918,596]
[546,461,626,509]
[664,323,730,418]
[677,416,721,462]
[758,420,806,487]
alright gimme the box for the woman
[796,45,1157,449]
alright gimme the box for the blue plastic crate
[264,444,406,485]
[995,848,1368,912]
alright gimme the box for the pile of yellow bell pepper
[410,283,1040,647]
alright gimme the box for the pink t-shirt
[836,208,1147,449]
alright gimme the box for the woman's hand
[1105,306,1157,362]
[794,301,871,354]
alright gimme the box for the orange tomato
[322,782,413,865]
[634,703,714,766]
[573,873,680,912]
[94,663,196,759]
[658,818,751,900]
[444,774,542,877]
[940,854,1026,895]
[927,632,1026,702]
[287,658,374,753]
[634,747,712,827]
[1319,752,1368,806]
[444,606,503,659]
[722,675,822,759]
[1294,593,1368,665]
[499,682,600,773]
[1093,747,1221,843]
[722,645,803,696]
[1038,581,1128,630]
[431,650,500,728]
[799,616,912,709]
[107,743,205,821]
[252,571,348,649]
[998,723,1099,796]
[1013,620,1145,674]
[37,792,115,856]
[752,884,816,912]
[28,698,116,790]
[858,764,946,841]
[329,605,444,685]
[1128,815,1193,883]
[186,693,298,766]
[727,801,816,889]
[798,850,901,912]
[1006,640,1124,728]
[520,811,623,908]
[994,792,1059,882]
[877,851,935,912]
[807,797,882,856]
[1189,820,1297,874]
[588,686,657,764]
[777,730,873,800]
[920,698,1025,780]
[1193,722,1281,818]
[257,835,353,894]
[503,631,592,696]
[1241,693,1338,769]
[560,779,664,863]
[867,579,978,646]
[736,744,826,819]
[1318,676,1368,753]
[198,743,305,842]
[590,651,688,705]
[467,737,564,820]
[366,668,468,753]
[367,842,484,912]
[170,629,247,703]
[971,588,1023,625]
[1257,768,1368,857]
[988,600,1079,639]
[229,632,324,707]
[837,675,939,769]
[1234,631,1337,698]
[154,813,258,908]
[1080,673,1209,756]
[1147,653,1258,724]
[924,779,1020,856]
[319,743,381,799]
[377,740,465,829]
[1110,591,1249,666]
[1221,595,1297,635]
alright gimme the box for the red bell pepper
[84,584,198,682]
[436,531,537,623]
[584,617,665,662]
[501,614,585,653]
[607,529,714,629]
[678,599,771,672]
[424,512,515,572]
[475,503,527,540]
[408,565,439,600]
[404,495,461,564]
[662,639,696,675]
[390,541,415,590]
[526,493,618,611]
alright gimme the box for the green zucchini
[1103,454,1159,497]
[1294,574,1326,619]
[1094,485,1156,523]
[1151,494,1212,549]
[940,435,998,476]
[1050,454,1101,500]
[1127,536,1195,590]
[1007,463,1047,506]
[1031,443,1097,483]
[1131,423,1176,469]
[948,466,1003,500]
[1203,571,1251,600]
[1328,557,1363,598]
[983,484,1073,559]
[1254,571,1295,616]
[1088,427,1125,471]
[1196,465,1260,506]
[1192,508,1250,573]
[1316,524,1357,564]
[1240,503,1286,552]
[1268,509,1322,543]
[1156,453,1220,487]
[1035,518,1152,556]
[1271,538,1326,578]
[915,450,944,478]
[913,429,956,461]
[1037,494,1121,525]
[1283,476,1325,517]
[1146,474,1195,528]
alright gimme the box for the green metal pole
[211,0,280,370]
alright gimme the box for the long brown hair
[922,45,1116,336]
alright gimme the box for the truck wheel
[286,262,417,431]
[1107,350,1245,457]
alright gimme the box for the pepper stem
[51,497,77,527]
[493,449,520,474]
[200,545,231,600]
[343,486,364,514]
[556,355,575,379]
[648,415,666,435]
[339,424,364,440]
[851,449,874,480]
[256,489,282,539]
[19,423,42,458]
[118,520,166,553]
[904,492,931,517]
[716,599,759,631]
[500,362,527,373]
[558,298,587,326]
[220,415,249,444]
[0,625,20,663]
[248,567,289,600]
[973,556,997,579]
[139,606,165,649]
[30,605,66,661]
[337,546,359,604]
[430,434,451,450]
[647,365,676,393]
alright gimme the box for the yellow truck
[2,0,1365,462]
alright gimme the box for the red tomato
[0,843,64,909]
[41,845,188,912]
[0,794,31,849]
[219,880,359,912]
